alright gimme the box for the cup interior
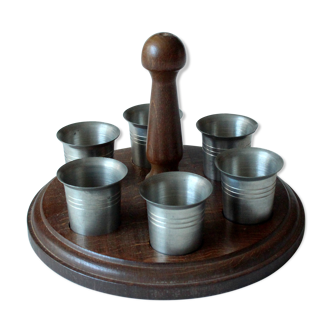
[140,172,213,207]
[215,148,283,179]
[196,114,258,138]
[57,157,128,188]
[57,122,120,147]
[123,104,150,126]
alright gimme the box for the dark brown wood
[27,146,305,300]
[142,32,185,178]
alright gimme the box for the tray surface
[28,146,304,299]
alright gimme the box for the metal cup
[196,114,258,181]
[57,157,128,236]
[139,172,213,255]
[215,147,284,224]
[123,104,183,168]
[57,121,120,162]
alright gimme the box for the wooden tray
[27,145,305,299]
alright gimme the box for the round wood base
[27,146,305,299]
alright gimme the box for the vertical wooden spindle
[142,32,186,178]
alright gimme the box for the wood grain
[142,33,185,178]
[27,146,305,299]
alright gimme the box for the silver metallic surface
[139,172,213,255]
[123,104,183,168]
[196,114,258,181]
[215,147,283,224]
[57,121,120,162]
[57,157,128,236]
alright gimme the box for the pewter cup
[123,104,183,168]
[57,121,120,162]
[57,157,128,236]
[139,172,213,255]
[196,114,258,181]
[215,147,283,225]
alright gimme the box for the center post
[142,32,186,178]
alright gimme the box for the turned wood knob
[142,32,186,178]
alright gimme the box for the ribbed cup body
[64,184,121,235]
[221,174,277,224]
[57,157,127,236]
[139,171,213,255]
[128,123,150,168]
[123,104,151,168]
[215,147,283,225]
[147,202,206,255]
[63,142,114,163]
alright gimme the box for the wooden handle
[142,32,186,178]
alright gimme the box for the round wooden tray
[27,146,305,300]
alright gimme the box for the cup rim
[123,104,183,127]
[57,157,128,190]
[215,147,284,180]
[139,171,213,208]
[56,121,120,148]
[196,113,258,139]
